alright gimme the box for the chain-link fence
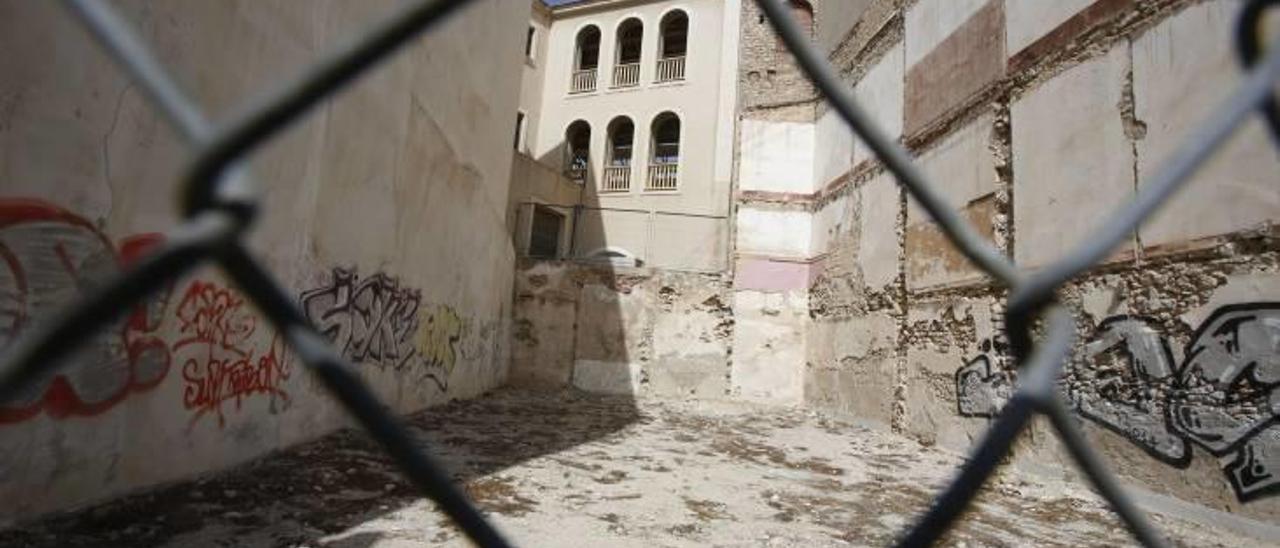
[0,0,1276,547]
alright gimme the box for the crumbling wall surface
[0,0,526,521]
[509,261,734,400]
[799,0,1280,529]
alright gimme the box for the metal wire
[42,0,510,546]
[0,0,1274,546]
[757,0,1280,546]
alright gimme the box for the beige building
[510,0,741,272]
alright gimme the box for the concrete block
[739,120,815,193]
[857,173,901,290]
[735,257,811,292]
[572,359,641,395]
[852,43,905,167]
[1133,0,1280,249]
[1012,44,1133,268]
[735,207,813,258]
[809,192,853,257]
[510,262,579,388]
[1005,0,1100,58]
[904,0,1003,134]
[574,282,649,363]
[805,311,898,427]
[804,360,895,427]
[814,108,854,188]
[906,116,998,290]
[650,275,732,360]
[730,289,806,404]
[646,357,728,398]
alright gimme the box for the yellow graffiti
[416,304,466,379]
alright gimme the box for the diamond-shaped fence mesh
[1,0,1277,546]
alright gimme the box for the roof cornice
[549,0,664,19]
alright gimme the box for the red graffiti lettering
[0,198,172,423]
[182,335,291,428]
[174,280,290,427]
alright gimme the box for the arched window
[602,116,634,192]
[613,18,643,87]
[572,26,601,93]
[776,1,813,51]
[657,11,688,82]
[564,120,591,183]
[647,112,680,191]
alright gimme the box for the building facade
[511,0,742,272]
[512,0,1280,534]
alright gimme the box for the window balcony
[602,166,631,192]
[655,56,685,83]
[565,165,588,184]
[646,162,678,191]
[612,62,640,88]
[571,68,597,93]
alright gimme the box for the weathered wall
[754,0,1280,532]
[0,0,526,521]
[510,260,733,399]
[731,0,823,406]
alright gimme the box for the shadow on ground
[0,389,641,548]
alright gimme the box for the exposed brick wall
[739,0,817,121]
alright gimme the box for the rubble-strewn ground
[0,389,1269,547]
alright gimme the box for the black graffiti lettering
[954,303,1280,502]
[299,267,467,393]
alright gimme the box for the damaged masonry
[1,0,1279,547]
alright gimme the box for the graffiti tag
[956,304,1280,502]
[300,267,465,391]
[0,198,171,422]
[175,281,291,428]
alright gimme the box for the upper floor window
[602,116,634,192]
[572,25,601,93]
[525,26,536,60]
[565,120,591,183]
[657,11,688,82]
[613,18,643,88]
[607,117,634,167]
[647,112,680,191]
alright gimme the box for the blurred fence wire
[0,0,1276,546]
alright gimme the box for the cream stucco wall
[520,0,738,271]
[0,0,527,521]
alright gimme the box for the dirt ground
[0,389,1269,547]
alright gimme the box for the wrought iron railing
[613,62,640,87]
[646,162,679,190]
[570,67,597,93]
[656,55,685,82]
[0,0,1276,547]
[601,165,631,192]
